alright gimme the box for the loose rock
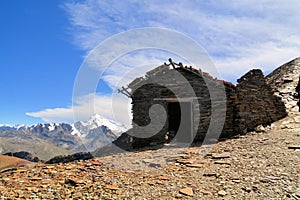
[179,187,193,196]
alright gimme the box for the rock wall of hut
[128,64,287,148]
[234,69,287,133]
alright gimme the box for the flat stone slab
[294,116,300,123]
[288,145,300,150]
[212,152,231,159]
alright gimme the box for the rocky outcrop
[3,151,41,162]
[45,152,93,164]
[235,69,287,133]
[266,57,300,112]
[2,151,95,164]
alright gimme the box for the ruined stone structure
[235,69,287,132]
[118,59,287,149]
[266,57,300,112]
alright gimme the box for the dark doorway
[167,101,193,144]
[168,102,181,132]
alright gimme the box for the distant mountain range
[0,114,127,134]
[0,114,128,160]
[0,124,29,130]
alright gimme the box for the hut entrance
[168,102,181,132]
[167,101,193,143]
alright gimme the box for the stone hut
[119,59,287,149]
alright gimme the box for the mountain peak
[0,114,128,157]
[0,124,28,130]
[77,114,127,134]
[90,113,104,120]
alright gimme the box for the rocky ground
[1,112,299,199]
[0,112,300,199]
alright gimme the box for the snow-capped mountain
[0,124,28,130]
[71,114,127,136]
[0,114,128,159]
[0,114,127,135]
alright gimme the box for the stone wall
[266,57,300,112]
[125,62,287,149]
[235,69,287,133]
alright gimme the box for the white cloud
[28,0,300,124]
[215,42,300,82]
[63,0,300,80]
[100,50,185,89]
[26,108,74,123]
[26,93,132,127]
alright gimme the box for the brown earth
[0,113,299,199]
[0,155,33,172]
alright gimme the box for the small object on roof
[169,58,176,69]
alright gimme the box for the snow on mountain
[0,124,12,127]
[46,123,61,131]
[0,124,14,130]
[0,114,128,156]
[48,123,55,131]
[0,114,127,134]
[70,124,81,136]
[0,124,28,130]
[85,114,127,133]
[15,124,28,130]
[71,114,127,136]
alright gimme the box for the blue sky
[1,0,300,126]
[0,1,84,125]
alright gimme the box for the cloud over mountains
[28,0,300,125]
